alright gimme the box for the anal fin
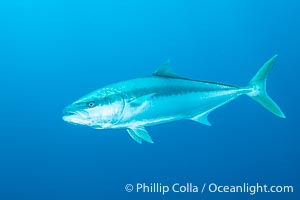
[126,126,154,144]
[190,112,212,126]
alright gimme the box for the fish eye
[87,101,96,108]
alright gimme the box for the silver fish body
[63,56,285,144]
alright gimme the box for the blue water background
[0,0,299,199]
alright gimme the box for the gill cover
[92,88,126,128]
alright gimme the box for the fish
[63,55,285,144]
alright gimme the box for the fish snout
[63,105,75,116]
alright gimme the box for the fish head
[62,88,125,129]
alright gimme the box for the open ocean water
[0,0,299,199]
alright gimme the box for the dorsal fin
[153,60,188,79]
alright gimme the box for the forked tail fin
[246,55,286,118]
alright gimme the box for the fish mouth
[62,108,89,125]
[63,105,85,116]
[63,110,76,116]
[63,110,88,117]
[62,109,76,123]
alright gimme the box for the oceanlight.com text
[124,182,294,196]
[207,182,294,195]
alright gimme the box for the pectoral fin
[129,93,156,107]
[190,112,212,126]
[126,126,154,144]
[127,129,143,144]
